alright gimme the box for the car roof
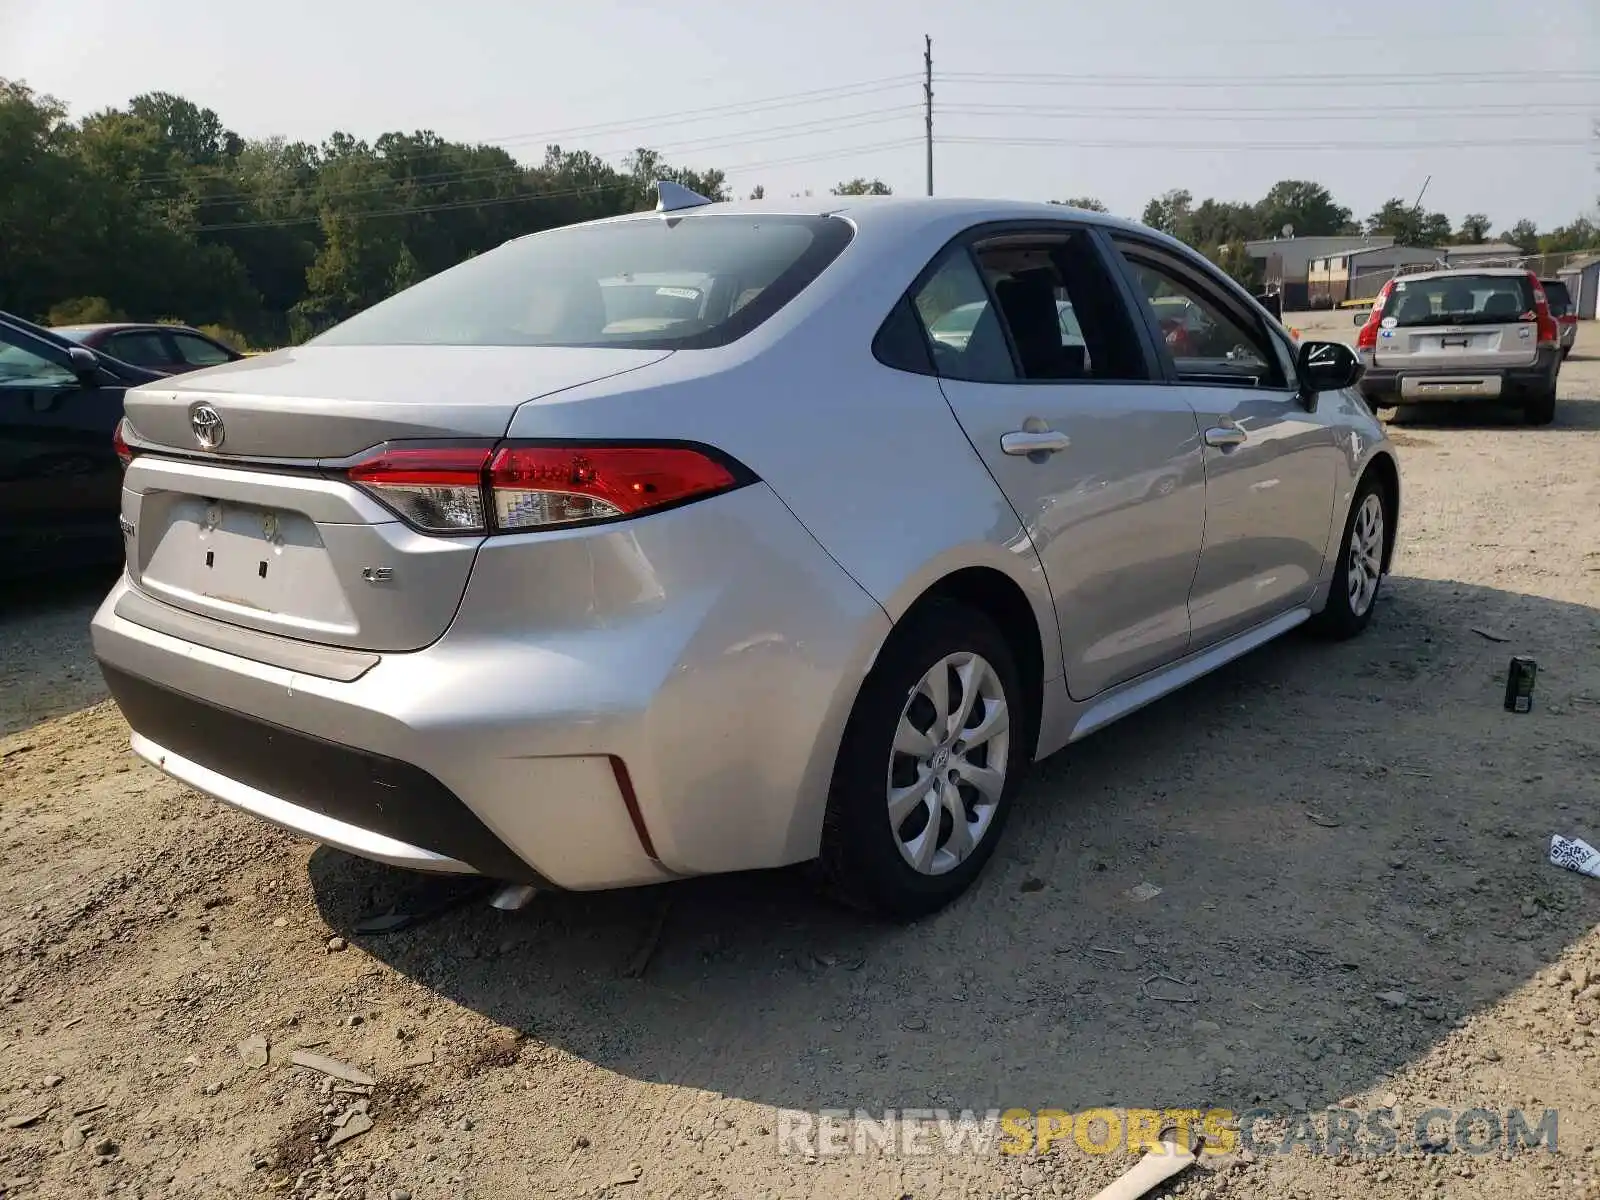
[54,322,203,335]
[1393,266,1533,283]
[522,194,1150,242]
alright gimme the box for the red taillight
[488,444,739,530]
[345,442,746,535]
[113,418,133,468]
[1357,282,1391,352]
[1528,274,1560,347]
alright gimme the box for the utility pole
[1410,175,1431,214]
[923,35,934,196]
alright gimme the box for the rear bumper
[92,484,891,889]
[1359,347,1560,405]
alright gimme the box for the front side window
[1115,246,1282,388]
[312,215,854,350]
[0,333,74,388]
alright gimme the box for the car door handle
[1203,426,1247,449]
[1001,429,1072,456]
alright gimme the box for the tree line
[3,78,1596,347]
[1062,183,1600,286]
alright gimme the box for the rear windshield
[1384,274,1537,327]
[311,214,854,350]
[1541,280,1572,316]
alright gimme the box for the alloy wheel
[885,652,1010,876]
[1347,493,1384,616]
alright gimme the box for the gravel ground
[1,322,1598,1200]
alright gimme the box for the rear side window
[104,332,172,369]
[1385,274,1537,327]
[170,333,233,366]
[311,215,854,350]
[1542,281,1572,316]
[908,230,1149,384]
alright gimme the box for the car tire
[1311,474,1388,641]
[1523,386,1557,427]
[816,600,1029,920]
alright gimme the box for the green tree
[1140,189,1192,236]
[1255,180,1353,238]
[46,296,126,324]
[1050,196,1107,212]
[1503,218,1541,252]
[1456,213,1491,243]
[1365,199,1451,247]
[831,177,892,196]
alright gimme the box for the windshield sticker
[655,287,700,300]
[1381,317,1397,328]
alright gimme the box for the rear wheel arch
[886,566,1045,759]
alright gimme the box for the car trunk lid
[119,345,672,652]
[122,345,671,458]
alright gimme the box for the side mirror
[1297,339,1364,403]
[67,345,101,383]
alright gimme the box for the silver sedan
[92,188,1400,918]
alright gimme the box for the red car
[50,322,244,376]
[1540,279,1578,358]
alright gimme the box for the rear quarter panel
[498,214,1063,686]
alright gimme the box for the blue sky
[4,0,1596,229]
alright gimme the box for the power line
[938,68,1600,88]
[128,74,924,189]
[938,134,1595,151]
[189,138,924,232]
[940,102,1599,121]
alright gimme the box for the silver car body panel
[92,196,1399,889]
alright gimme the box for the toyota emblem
[190,404,225,450]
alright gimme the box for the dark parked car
[0,311,163,579]
[52,322,243,375]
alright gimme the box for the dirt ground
[2,322,1599,1200]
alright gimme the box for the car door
[0,321,128,572]
[1106,235,1340,649]
[910,224,1208,701]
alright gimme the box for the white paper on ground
[1549,835,1600,880]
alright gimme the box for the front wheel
[1312,477,1388,640]
[816,601,1028,919]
